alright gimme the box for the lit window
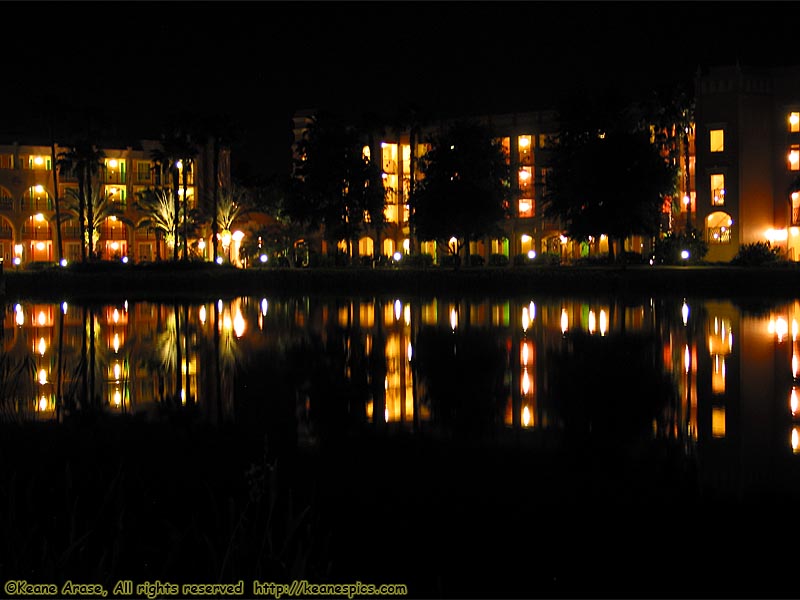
[790,145,800,171]
[518,199,534,218]
[790,112,800,133]
[518,135,532,164]
[711,406,726,438]
[711,174,725,206]
[707,211,733,244]
[710,129,724,153]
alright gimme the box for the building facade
[0,137,231,267]
[695,64,800,262]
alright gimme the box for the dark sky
[2,1,794,180]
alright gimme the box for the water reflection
[4,294,800,480]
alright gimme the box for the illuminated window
[790,112,800,133]
[710,129,724,153]
[518,166,532,194]
[518,199,534,218]
[792,191,800,226]
[382,143,398,174]
[518,135,532,164]
[710,174,725,206]
[790,144,800,171]
[707,211,733,244]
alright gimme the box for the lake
[1,291,798,598]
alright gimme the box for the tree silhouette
[409,120,512,263]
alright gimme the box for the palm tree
[134,189,179,261]
[216,186,251,263]
[150,137,183,261]
[63,187,134,258]
[56,141,106,261]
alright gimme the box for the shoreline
[4,262,800,301]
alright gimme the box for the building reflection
[2,294,800,479]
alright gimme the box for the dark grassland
[5,261,800,301]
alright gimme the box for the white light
[215,256,223,264]
[527,250,536,259]
[393,251,402,261]
[681,250,690,260]
[259,254,268,263]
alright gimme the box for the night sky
[2,2,793,180]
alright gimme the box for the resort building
[0,136,231,266]
[695,64,800,262]
[7,62,800,268]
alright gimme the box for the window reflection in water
[3,296,800,473]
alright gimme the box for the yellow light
[394,299,402,321]
[520,234,531,243]
[34,156,44,165]
[792,388,798,415]
[599,309,607,336]
[588,310,596,334]
[791,113,800,127]
[15,308,24,326]
[199,305,207,324]
[521,341,530,365]
[233,308,245,337]
[793,427,800,453]
[519,136,531,148]
[35,242,44,251]
[450,308,458,331]
[789,150,799,165]
[113,389,121,406]
[113,333,120,353]
[39,396,48,411]
[404,304,411,326]
[521,307,530,332]
[38,311,46,326]
[34,213,44,222]
[113,363,121,381]
[35,184,44,194]
[522,369,530,395]
[522,405,532,427]
[38,337,46,355]
[38,368,47,385]
[560,308,568,334]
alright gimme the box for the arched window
[707,211,733,244]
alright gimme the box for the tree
[216,185,252,263]
[544,127,677,263]
[247,178,306,266]
[56,141,106,262]
[408,120,512,263]
[150,135,184,261]
[289,111,385,261]
[62,187,133,258]
[134,189,179,261]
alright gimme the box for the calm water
[2,292,799,597]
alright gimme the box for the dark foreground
[1,416,797,599]
[5,261,800,301]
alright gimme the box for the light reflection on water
[5,293,800,595]
[6,294,800,473]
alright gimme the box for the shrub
[440,254,461,268]
[653,228,708,265]
[467,254,485,267]
[401,253,434,268]
[487,253,509,267]
[730,241,783,266]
